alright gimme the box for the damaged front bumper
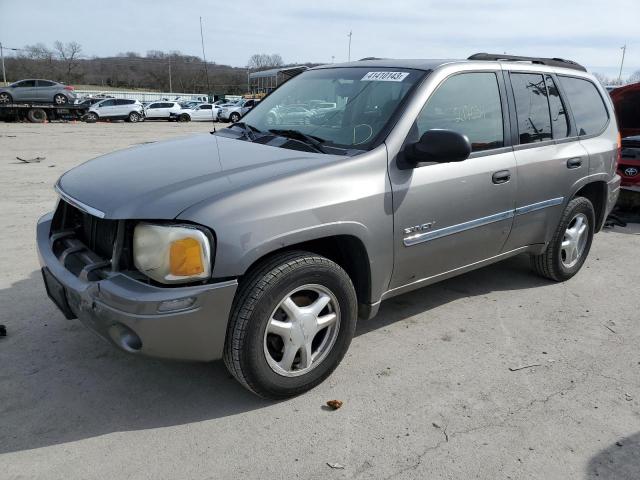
[37,212,237,361]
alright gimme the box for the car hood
[57,133,343,219]
[609,82,640,138]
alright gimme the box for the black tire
[127,112,140,123]
[0,92,12,104]
[178,113,191,122]
[27,108,47,123]
[53,93,68,105]
[230,112,241,123]
[224,251,358,399]
[83,112,98,123]
[530,197,595,281]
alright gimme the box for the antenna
[199,16,214,125]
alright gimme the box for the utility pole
[331,55,335,63]
[200,16,211,101]
[168,56,172,93]
[0,43,6,85]
[347,31,352,62]
[618,45,627,84]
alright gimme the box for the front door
[389,71,517,290]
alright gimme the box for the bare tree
[628,70,640,84]
[247,53,284,70]
[592,72,611,86]
[53,41,82,83]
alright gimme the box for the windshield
[242,67,425,150]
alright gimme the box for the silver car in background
[0,79,77,105]
[218,98,260,123]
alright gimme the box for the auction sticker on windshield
[361,71,410,82]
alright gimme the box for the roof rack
[468,53,587,72]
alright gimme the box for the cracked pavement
[1,123,639,479]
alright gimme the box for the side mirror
[405,129,471,166]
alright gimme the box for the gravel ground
[0,122,639,480]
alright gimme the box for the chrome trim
[515,197,564,216]
[403,209,514,247]
[54,183,106,219]
[403,196,565,247]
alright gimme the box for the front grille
[50,199,127,280]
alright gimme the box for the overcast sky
[1,0,638,78]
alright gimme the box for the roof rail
[468,53,587,72]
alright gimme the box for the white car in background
[85,98,144,123]
[144,101,181,121]
[172,103,220,122]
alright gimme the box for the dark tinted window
[545,75,569,139]
[148,103,160,108]
[99,99,115,107]
[37,80,55,87]
[200,104,212,110]
[511,73,552,144]
[416,72,504,152]
[14,80,36,88]
[616,90,640,130]
[559,76,608,136]
[115,99,135,105]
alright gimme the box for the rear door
[502,71,588,250]
[388,70,517,289]
[36,80,56,102]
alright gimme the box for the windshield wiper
[230,122,262,141]
[268,129,328,153]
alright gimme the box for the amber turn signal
[170,237,205,276]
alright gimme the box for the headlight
[133,223,212,284]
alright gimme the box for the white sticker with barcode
[361,71,409,82]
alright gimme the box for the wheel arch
[572,180,608,232]
[238,234,372,318]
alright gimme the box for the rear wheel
[178,113,191,122]
[224,251,358,399]
[27,108,47,123]
[530,197,595,281]
[230,112,241,123]
[127,111,141,123]
[53,93,68,105]
[0,92,12,104]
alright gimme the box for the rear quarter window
[558,76,609,136]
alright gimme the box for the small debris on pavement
[432,422,441,429]
[509,363,541,371]
[624,393,633,401]
[0,324,6,337]
[327,462,345,469]
[604,324,617,334]
[326,400,343,410]
[16,156,46,163]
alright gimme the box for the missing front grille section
[50,200,130,280]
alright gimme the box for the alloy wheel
[561,213,588,268]
[263,284,340,377]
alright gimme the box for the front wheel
[229,112,241,123]
[224,251,358,399]
[530,197,595,281]
[0,92,12,104]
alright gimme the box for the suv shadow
[0,254,549,454]
[586,432,640,479]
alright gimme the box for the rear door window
[511,73,552,144]
[37,80,55,87]
[415,72,504,152]
[558,76,609,136]
[545,75,569,139]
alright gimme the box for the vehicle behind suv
[144,101,182,121]
[37,54,620,399]
[85,98,144,122]
[218,98,260,122]
[0,79,77,105]
[610,82,640,190]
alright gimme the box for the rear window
[558,76,609,136]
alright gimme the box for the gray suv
[37,54,621,398]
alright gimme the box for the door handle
[492,170,511,184]
[567,157,583,169]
